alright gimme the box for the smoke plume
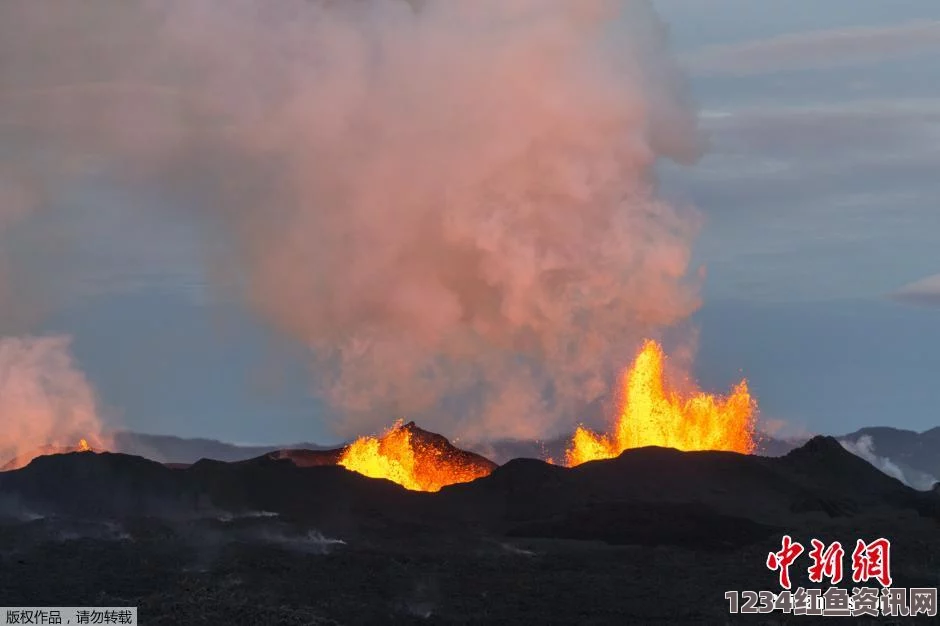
[0,335,107,468]
[0,0,703,440]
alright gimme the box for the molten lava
[338,420,494,492]
[1,436,101,471]
[566,339,756,466]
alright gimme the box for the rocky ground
[0,514,937,624]
[1,436,938,624]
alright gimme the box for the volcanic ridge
[2,425,939,624]
[3,425,937,541]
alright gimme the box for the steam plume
[839,435,938,492]
[0,0,703,440]
[0,335,106,468]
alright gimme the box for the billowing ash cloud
[839,435,938,492]
[0,0,703,440]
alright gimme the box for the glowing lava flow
[566,340,756,466]
[78,438,90,452]
[338,420,493,492]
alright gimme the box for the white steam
[839,435,938,492]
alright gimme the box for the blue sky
[654,0,940,437]
[20,1,940,443]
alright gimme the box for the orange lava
[338,420,492,492]
[1,436,102,471]
[565,339,756,466]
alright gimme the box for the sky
[7,0,940,445]
[653,0,940,438]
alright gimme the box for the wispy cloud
[684,20,940,76]
[661,98,940,303]
[891,274,940,308]
[696,99,940,177]
[674,99,940,205]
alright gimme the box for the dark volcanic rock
[837,426,940,480]
[440,439,940,538]
[257,448,345,467]
[1,443,96,472]
[506,501,781,549]
[778,435,940,515]
[107,431,334,464]
[1,435,936,548]
[2,433,939,624]
[399,421,498,476]
[466,436,571,466]
[242,422,497,478]
[0,452,198,518]
[468,430,808,465]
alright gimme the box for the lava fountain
[566,340,757,466]
[338,420,496,492]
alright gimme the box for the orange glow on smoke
[566,340,756,466]
[1,436,104,471]
[338,419,492,492]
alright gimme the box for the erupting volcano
[1,340,758,489]
[335,339,756,487]
[1,437,99,471]
[565,340,757,466]
[338,420,496,492]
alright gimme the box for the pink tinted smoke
[0,0,704,441]
[0,335,108,469]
